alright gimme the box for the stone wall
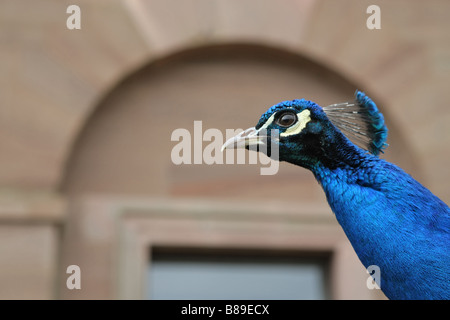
[0,0,448,299]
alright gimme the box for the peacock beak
[221,127,266,151]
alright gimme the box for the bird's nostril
[241,128,257,137]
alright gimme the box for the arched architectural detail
[60,43,420,197]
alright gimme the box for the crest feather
[323,91,388,156]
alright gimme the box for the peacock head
[222,91,388,170]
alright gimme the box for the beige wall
[0,0,449,299]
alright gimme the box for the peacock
[222,91,450,300]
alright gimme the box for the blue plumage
[223,91,450,299]
[355,90,388,154]
[317,150,450,299]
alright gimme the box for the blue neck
[309,126,372,173]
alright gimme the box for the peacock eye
[275,111,297,127]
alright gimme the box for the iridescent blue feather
[323,91,388,155]
[242,91,450,299]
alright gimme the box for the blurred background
[0,0,449,299]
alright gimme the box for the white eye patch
[280,109,311,137]
[257,109,311,137]
[258,113,276,130]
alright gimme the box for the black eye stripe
[275,111,297,127]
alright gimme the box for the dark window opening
[147,247,331,300]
